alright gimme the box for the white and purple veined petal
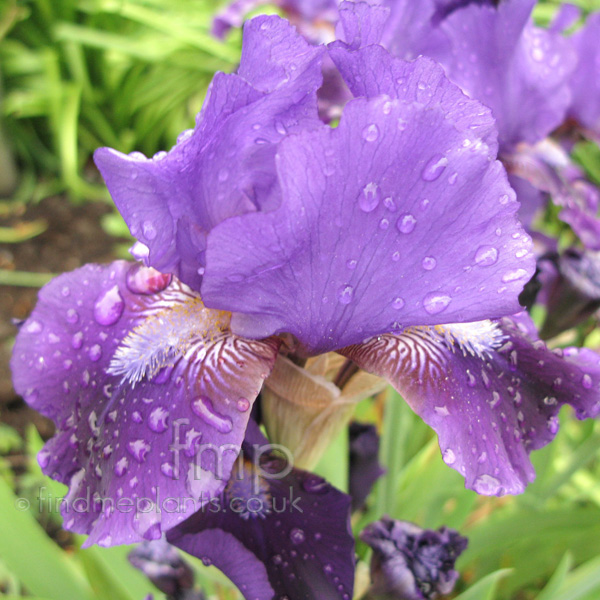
[168,421,355,600]
[94,15,324,292]
[11,261,279,546]
[340,313,600,496]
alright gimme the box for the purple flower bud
[349,422,385,511]
[361,517,468,600]
[539,249,600,339]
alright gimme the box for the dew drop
[448,172,458,185]
[383,196,396,211]
[443,448,456,465]
[391,251,400,262]
[132,411,143,424]
[26,320,43,334]
[161,462,174,478]
[142,220,157,241]
[474,474,501,495]
[502,269,529,283]
[392,297,405,310]
[337,284,354,305]
[290,528,305,544]
[114,457,129,476]
[71,332,84,349]
[423,292,451,315]
[192,396,233,433]
[358,182,381,212]
[422,256,437,270]
[582,374,593,389]
[275,121,287,135]
[89,344,102,362]
[148,407,169,433]
[421,154,448,182]
[475,245,498,267]
[94,286,124,326]
[61,286,71,297]
[236,398,250,412]
[396,213,416,234]
[66,308,79,324]
[379,218,390,230]
[362,123,380,142]
[127,439,151,463]
[346,259,357,270]
[302,475,329,494]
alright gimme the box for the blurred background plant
[1,1,600,599]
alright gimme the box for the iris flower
[10,5,600,599]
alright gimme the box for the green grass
[1,0,239,204]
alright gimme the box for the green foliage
[1,0,239,203]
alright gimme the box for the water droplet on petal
[148,407,169,433]
[423,292,451,315]
[337,284,354,305]
[358,182,381,212]
[237,398,250,412]
[61,286,70,297]
[474,474,501,495]
[396,213,416,234]
[26,320,43,334]
[290,528,305,544]
[392,297,405,310]
[346,259,357,270]
[94,286,124,326]
[421,154,448,182]
[443,449,456,465]
[89,344,102,362]
[192,396,233,433]
[66,308,79,324]
[383,196,396,211]
[502,269,529,283]
[71,332,84,349]
[142,221,157,240]
[379,218,390,230]
[475,245,498,266]
[422,256,437,270]
[114,457,129,476]
[127,439,151,463]
[362,123,380,142]
[582,374,593,389]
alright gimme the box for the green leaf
[454,569,513,600]
[543,556,600,600]
[536,552,574,600]
[0,476,92,600]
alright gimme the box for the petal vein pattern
[10,261,279,546]
[340,315,600,495]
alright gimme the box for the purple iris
[10,6,600,600]
[361,517,468,600]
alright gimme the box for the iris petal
[203,92,533,354]
[11,261,279,545]
[340,314,600,495]
[168,422,355,600]
[94,15,324,291]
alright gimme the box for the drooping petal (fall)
[11,261,279,545]
[340,314,600,495]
